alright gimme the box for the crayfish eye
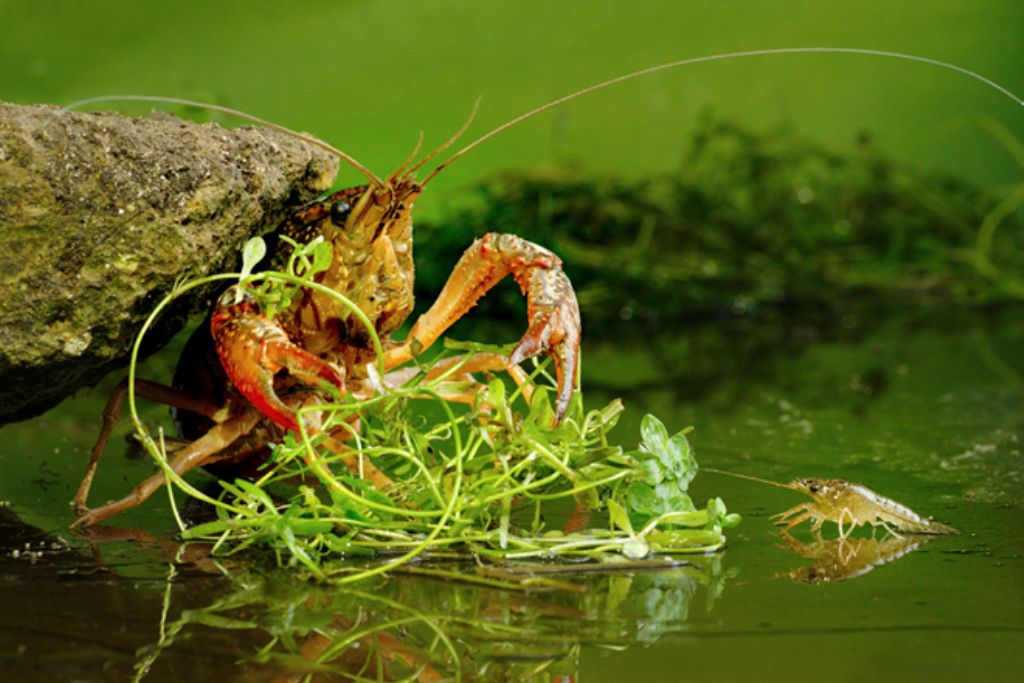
[330,200,352,226]
[808,482,820,493]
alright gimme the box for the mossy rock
[0,102,338,422]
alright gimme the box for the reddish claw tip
[509,307,580,426]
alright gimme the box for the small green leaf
[287,519,334,536]
[235,479,277,510]
[640,458,665,485]
[526,387,553,427]
[607,499,634,535]
[667,432,697,488]
[647,528,725,553]
[240,236,267,282]
[487,378,506,411]
[652,509,708,527]
[654,482,695,514]
[310,239,333,274]
[626,482,657,514]
[706,496,726,522]
[593,398,625,431]
[640,414,670,457]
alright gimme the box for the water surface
[1,306,1020,681]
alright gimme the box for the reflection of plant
[134,555,737,681]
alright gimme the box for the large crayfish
[72,143,581,527]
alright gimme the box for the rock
[0,102,338,423]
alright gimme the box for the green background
[3,0,1022,203]
[1,2,1022,681]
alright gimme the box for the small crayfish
[703,469,958,538]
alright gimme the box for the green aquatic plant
[121,236,739,583]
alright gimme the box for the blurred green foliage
[416,117,1024,342]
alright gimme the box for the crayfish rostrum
[71,131,581,527]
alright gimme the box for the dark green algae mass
[415,118,1024,340]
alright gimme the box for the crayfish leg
[72,410,261,528]
[421,351,534,406]
[73,377,222,514]
[837,508,858,539]
[877,518,904,539]
[770,502,808,524]
[772,503,813,533]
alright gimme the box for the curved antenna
[62,95,384,187]
[409,96,481,184]
[389,130,426,181]
[421,47,1024,185]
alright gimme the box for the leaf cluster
[172,352,739,580]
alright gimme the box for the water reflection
[775,531,941,584]
[5,512,736,681]
[129,552,736,681]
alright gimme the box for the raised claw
[211,286,346,432]
[383,233,582,423]
[507,265,580,422]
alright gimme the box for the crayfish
[703,469,958,538]
[71,119,581,527]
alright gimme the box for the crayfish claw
[211,286,345,433]
[508,268,581,423]
[383,233,581,423]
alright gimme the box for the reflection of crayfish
[704,469,958,538]
[776,531,938,584]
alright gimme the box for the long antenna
[61,95,384,187]
[422,47,1024,184]
[702,467,792,490]
[410,96,482,183]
